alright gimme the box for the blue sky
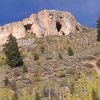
[0,0,100,27]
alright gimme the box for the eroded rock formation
[0,10,85,45]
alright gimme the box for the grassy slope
[0,28,100,100]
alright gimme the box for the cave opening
[24,24,33,31]
[76,26,80,31]
[61,31,65,35]
[56,21,62,32]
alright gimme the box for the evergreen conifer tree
[97,17,100,41]
[3,34,23,67]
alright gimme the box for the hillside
[0,10,100,100]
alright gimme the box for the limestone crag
[0,10,85,45]
[0,22,26,44]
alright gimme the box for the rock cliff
[0,10,85,45]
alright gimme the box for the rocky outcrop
[0,22,26,44]
[0,10,85,45]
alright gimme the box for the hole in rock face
[69,32,72,35]
[24,24,33,31]
[61,31,65,35]
[56,21,62,32]
[60,16,63,19]
[49,14,53,19]
[76,26,80,31]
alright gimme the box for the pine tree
[3,34,23,67]
[97,17,100,41]
[68,47,74,56]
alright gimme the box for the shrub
[55,71,66,78]
[58,53,63,59]
[22,65,28,73]
[68,47,74,56]
[91,88,99,100]
[34,53,39,61]
[41,46,45,54]
[96,59,100,68]
[34,76,42,82]
[4,77,9,86]
[0,54,6,66]
[11,93,17,100]
[43,87,49,97]
[35,92,41,100]
[70,82,75,96]
[34,72,42,82]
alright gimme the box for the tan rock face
[0,22,26,44]
[0,10,85,45]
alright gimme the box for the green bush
[55,71,66,78]
[0,54,6,66]
[96,59,100,68]
[22,65,28,73]
[41,46,45,54]
[4,77,9,86]
[91,88,99,100]
[35,92,41,100]
[68,47,74,56]
[11,94,17,100]
[34,53,39,61]
[58,53,63,59]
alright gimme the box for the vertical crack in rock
[56,21,62,32]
